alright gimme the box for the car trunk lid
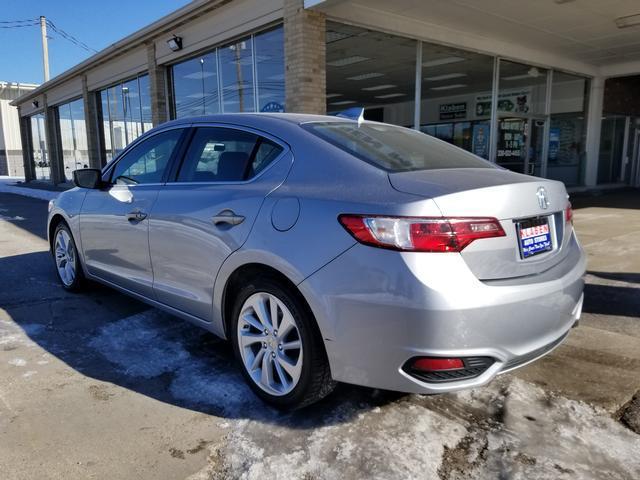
[389,168,572,280]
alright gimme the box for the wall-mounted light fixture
[32,100,39,108]
[167,35,183,52]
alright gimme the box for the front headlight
[48,199,54,213]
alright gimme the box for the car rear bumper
[299,231,586,394]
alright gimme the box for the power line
[46,19,97,54]
[0,17,97,53]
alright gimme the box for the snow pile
[0,177,59,201]
[86,309,640,480]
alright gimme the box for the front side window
[111,129,183,185]
[303,121,494,172]
[177,127,283,182]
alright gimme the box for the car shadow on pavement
[583,275,640,318]
[1,250,407,428]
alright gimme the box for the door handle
[212,209,245,226]
[126,210,148,222]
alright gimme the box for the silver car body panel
[47,113,586,395]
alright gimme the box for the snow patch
[8,358,26,367]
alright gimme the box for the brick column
[284,0,326,114]
[19,111,35,182]
[44,96,64,184]
[82,75,103,169]
[147,42,168,126]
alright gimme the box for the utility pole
[40,16,50,82]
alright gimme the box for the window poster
[472,123,490,159]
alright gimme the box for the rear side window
[302,121,493,172]
[177,127,283,182]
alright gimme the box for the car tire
[52,222,85,292]
[230,277,336,410]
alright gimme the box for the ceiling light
[346,72,384,81]
[554,0,575,3]
[374,93,406,99]
[422,56,465,68]
[503,67,542,81]
[326,93,343,98]
[424,73,467,81]
[326,30,351,43]
[362,84,397,91]
[330,100,357,105]
[167,35,183,52]
[430,84,467,91]
[327,56,369,67]
[615,14,640,29]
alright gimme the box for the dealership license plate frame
[516,215,553,259]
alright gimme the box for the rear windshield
[302,121,493,172]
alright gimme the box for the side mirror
[73,169,103,189]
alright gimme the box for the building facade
[1,82,38,177]
[12,0,640,188]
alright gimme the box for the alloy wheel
[237,292,303,396]
[55,229,77,287]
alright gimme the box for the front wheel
[52,222,85,291]
[231,279,335,409]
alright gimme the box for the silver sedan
[48,113,585,409]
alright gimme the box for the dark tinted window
[177,127,283,182]
[110,129,183,185]
[302,121,494,172]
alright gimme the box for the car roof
[160,112,353,129]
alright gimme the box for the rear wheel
[231,278,335,409]
[52,222,85,291]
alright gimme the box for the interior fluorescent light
[329,100,357,105]
[362,84,397,91]
[326,30,352,43]
[424,73,467,82]
[615,14,640,29]
[374,93,406,99]
[326,93,343,98]
[430,84,467,91]
[502,74,532,81]
[327,56,369,67]
[422,56,465,68]
[346,72,384,81]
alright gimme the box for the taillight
[565,202,573,224]
[338,214,505,252]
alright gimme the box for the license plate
[517,217,552,259]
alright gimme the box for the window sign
[472,123,490,159]
[439,102,467,120]
[475,89,531,116]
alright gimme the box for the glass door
[496,115,547,175]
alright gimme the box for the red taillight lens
[412,357,464,371]
[338,215,505,252]
[565,202,573,224]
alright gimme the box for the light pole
[40,16,50,82]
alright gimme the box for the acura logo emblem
[536,186,549,210]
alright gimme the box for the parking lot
[1,188,639,480]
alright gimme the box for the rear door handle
[212,209,245,226]
[126,210,148,222]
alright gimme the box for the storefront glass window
[172,52,220,118]
[58,98,89,181]
[496,60,549,174]
[255,27,285,112]
[219,37,255,113]
[171,26,284,118]
[325,22,416,125]
[30,113,49,180]
[548,72,589,186]
[419,44,494,159]
[99,74,151,161]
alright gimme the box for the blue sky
[1,1,191,84]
